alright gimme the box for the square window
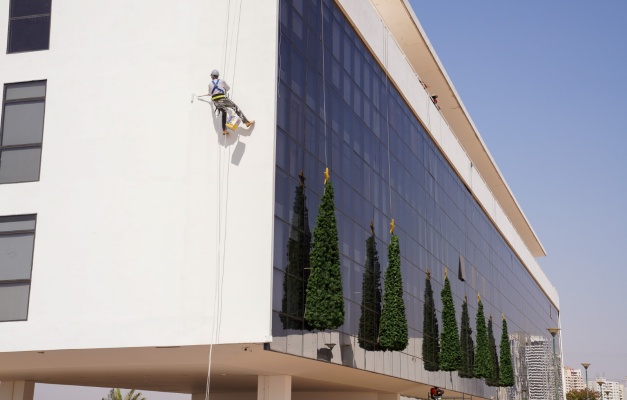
[0,214,36,322]
[10,0,51,18]
[8,0,51,53]
[0,147,43,184]
[0,80,46,184]
[2,101,46,145]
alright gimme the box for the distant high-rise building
[526,335,552,400]
[564,366,585,393]
[506,333,563,400]
[589,379,622,400]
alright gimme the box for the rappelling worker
[208,69,254,134]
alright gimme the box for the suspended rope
[320,0,328,166]
[319,0,332,347]
[220,0,243,96]
[205,2,242,400]
[221,0,232,79]
[207,117,234,400]
[277,0,282,101]
[229,0,244,97]
[206,132,222,400]
[383,27,393,220]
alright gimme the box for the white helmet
[211,69,220,78]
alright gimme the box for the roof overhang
[0,344,481,399]
[371,0,547,257]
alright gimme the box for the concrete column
[0,381,35,400]
[257,375,291,400]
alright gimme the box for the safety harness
[211,79,226,100]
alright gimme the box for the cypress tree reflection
[440,273,461,370]
[358,222,382,351]
[474,296,492,379]
[459,295,476,378]
[486,315,500,386]
[422,269,440,370]
[379,233,409,351]
[499,316,514,387]
[281,171,312,330]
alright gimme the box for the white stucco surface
[0,0,278,351]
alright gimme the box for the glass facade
[271,0,562,397]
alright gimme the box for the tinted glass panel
[0,215,37,232]
[273,1,561,398]
[5,81,46,101]
[0,283,30,321]
[1,101,45,145]
[10,0,51,18]
[0,147,42,183]
[0,233,35,280]
[8,16,51,53]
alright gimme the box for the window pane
[0,283,30,321]
[291,50,305,98]
[0,215,36,232]
[290,10,305,51]
[0,233,35,281]
[1,100,45,145]
[0,147,42,183]
[10,0,51,18]
[8,16,51,53]
[5,81,46,101]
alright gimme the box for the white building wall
[564,367,584,393]
[590,380,622,400]
[0,0,278,351]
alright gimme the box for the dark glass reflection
[273,0,561,397]
[357,223,381,351]
[8,16,51,53]
[280,171,313,330]
[10,0,51,18]
[422,270,440,371]
[459,296,475,378]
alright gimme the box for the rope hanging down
[205,2,242,400]
[383,26,393,219]
[320,0,328,167]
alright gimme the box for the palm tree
[102,388,147,400]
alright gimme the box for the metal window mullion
[0,143,43,150]
[9,13,51,21]
[3,96,46,104]
[0,279,31,285]
[0,229,36,236]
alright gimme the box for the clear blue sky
[411,0,627,384]
[34,2,627,399]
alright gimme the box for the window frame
[0,80,47,184]
[7,0,52,54]
[0,214,37,322]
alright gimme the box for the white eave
[372,0,547,258]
